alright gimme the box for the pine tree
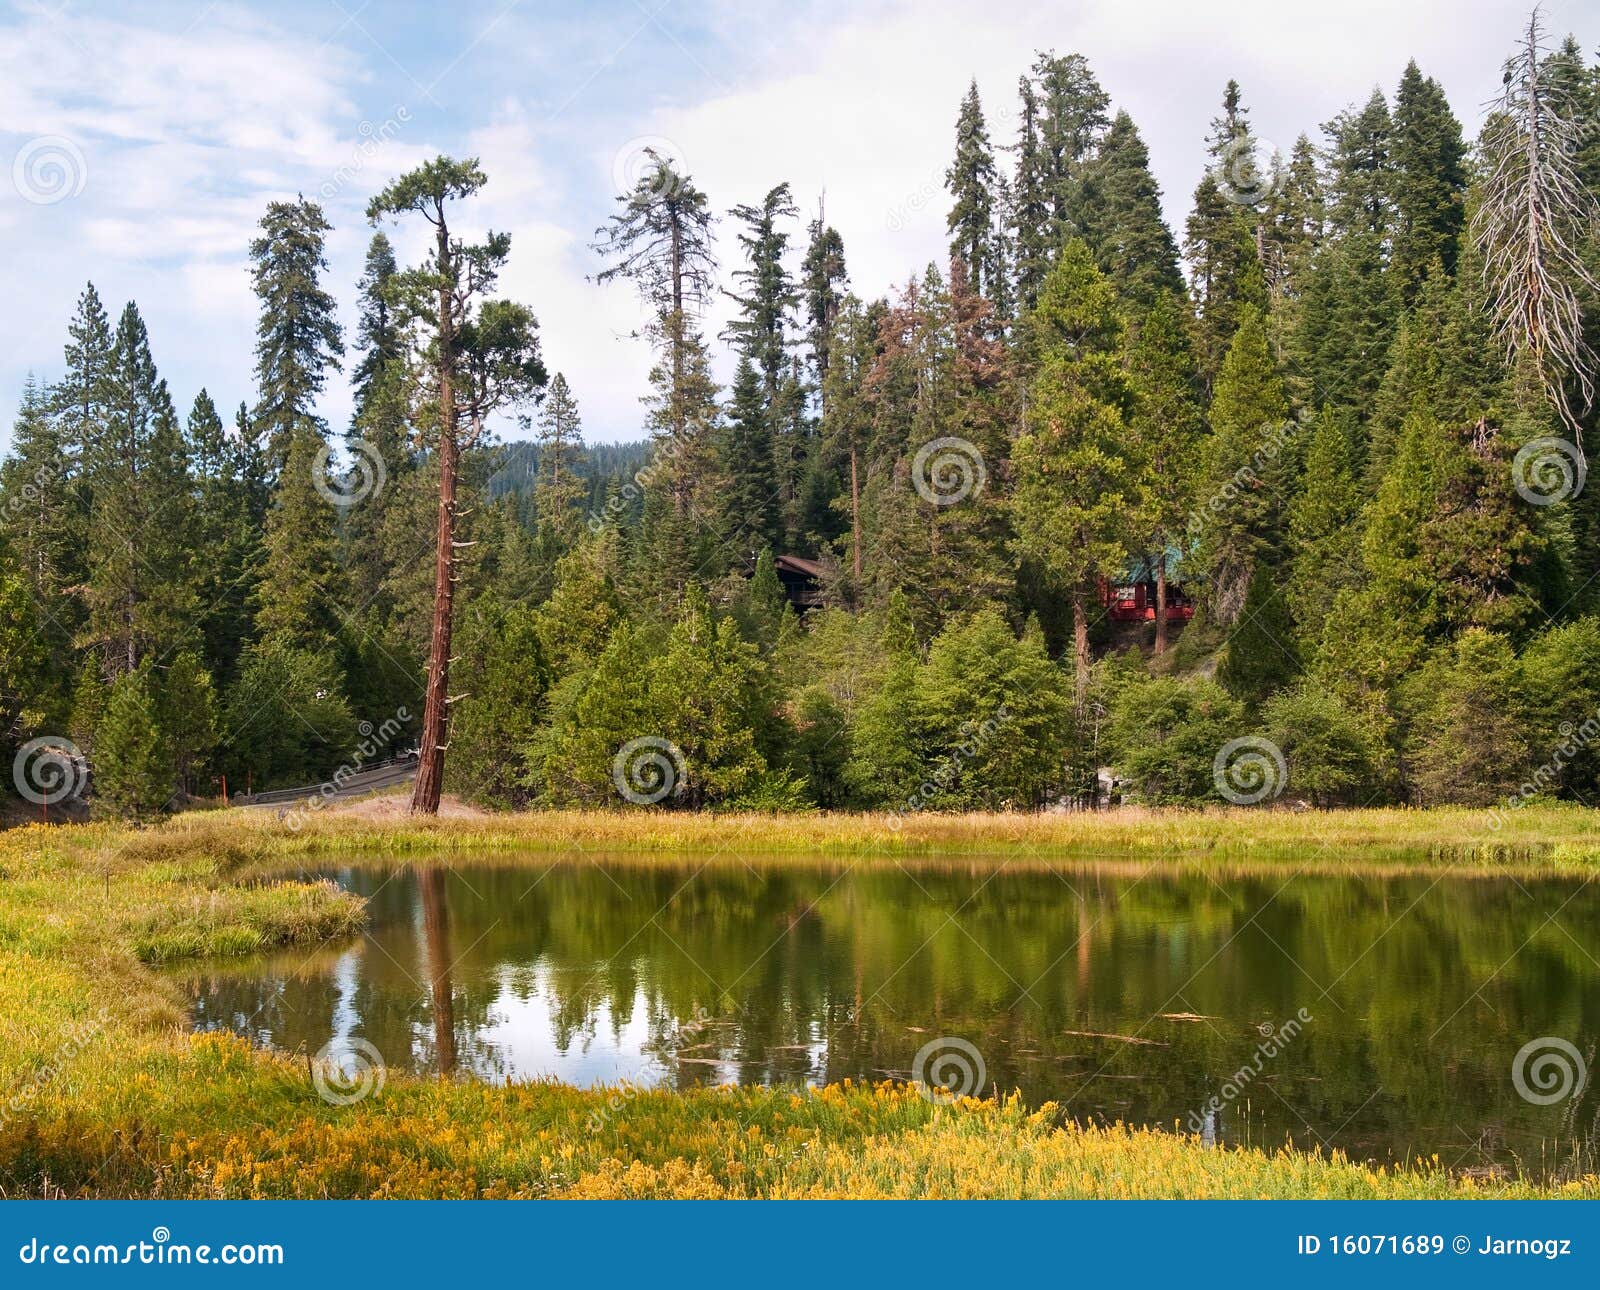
[593,149,718,445]
[1390,61,1467,301]
[820,295,877,594]
[1218,562,1300,707]
[255,424,344,649]
[1127,293,1204,652]
[352,231,402,414]
[1011,74,1051,312]
[369,156,546,813]
[533,372,587,543]
[720,356,779,552]
[0,379,78,688]
[1011,241,1137,707]
[801,214,848,396]
[732,546,788,652]
[82,303,196,676]
[1473,10,1600,442]
[534,538,624,678]
[1080,110,1184,309]
[945,80,1001,301]
[724,183,801,539]
[186,390,261,684]
[1034,52,1110,244]
[725,183,800,399]
[249,197,344,472]
[248,197,347,654]
[0,570,49,760]
[158,649,217,800]
[1185,81,1268,381]
[1286,408,1362,642]
[93,667,171,821]
[1203,304,1291,622]
[445,602,550,808]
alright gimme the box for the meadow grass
[47,797,1600,873]
[0,805,1595,1199]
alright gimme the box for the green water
[179,858,1600,1176]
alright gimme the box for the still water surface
[179,859,1600,1175]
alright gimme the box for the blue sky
[2,0,1594,451]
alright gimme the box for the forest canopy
[4,12,1600,820]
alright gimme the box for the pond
[178,858,1600,1177]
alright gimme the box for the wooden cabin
[1098,548,1197,624]
[774,554,826,611]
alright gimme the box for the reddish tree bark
[411,218,458,816]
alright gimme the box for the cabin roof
[774,554,826,580]
[1116,545,1202,586]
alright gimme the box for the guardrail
[231,753,419,807]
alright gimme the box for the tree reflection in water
[178,857,1600,1179]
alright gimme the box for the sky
[1,0,1596,454]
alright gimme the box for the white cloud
[1,0,1588,455]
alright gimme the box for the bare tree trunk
[1071,587,1090,714]
[850,443,862,588]
[1154,552,1169,656]
[411,221,457,816]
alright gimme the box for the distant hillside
[485,438,654,520]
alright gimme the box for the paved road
[234,757,417,809]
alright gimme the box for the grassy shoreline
[0,804,1595,1198]
[66,798,1600,872]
